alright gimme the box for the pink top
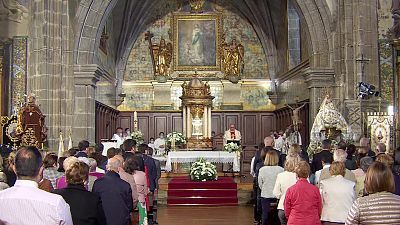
[284,179,322,225]
[133,171,148,203]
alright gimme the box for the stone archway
[73,0,334,143]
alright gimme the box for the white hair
[333,149,347,162]
[63,156,79,171]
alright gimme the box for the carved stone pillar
[303,68,335,128]
[73,64,101,144]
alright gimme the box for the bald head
[264,136,274,147]
[107,157,122,172]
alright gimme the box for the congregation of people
[252,134,400,225]
[0,138,161,225]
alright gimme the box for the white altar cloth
[165,151,240,172]
[101,142,119,156]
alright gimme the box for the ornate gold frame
[172,13,222,71]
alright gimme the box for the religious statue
[145,32,173,79]
[287,103,307,128]
[189,0,206,13]
[221,39,244,81]
[0,0,28,22]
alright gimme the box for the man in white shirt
[274,130,285,152]
[154,132,166,155]
[112,127,125,147]
[223,124,241,145]
[315,157,332,186]
[0,146,73,225]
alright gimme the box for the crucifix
[356,54,370,81]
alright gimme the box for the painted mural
[241,86,275,111]
[124,0,269,81]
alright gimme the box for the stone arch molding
[74,0,334,79]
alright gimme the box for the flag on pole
[67,130,73,150]
[58,131,64,159]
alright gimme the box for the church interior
[0,0,400,225]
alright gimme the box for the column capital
[303,68,335,88]
[74,64,103,86]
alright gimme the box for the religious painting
[367,113,393,151]
[172,13,222,71]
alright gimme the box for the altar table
[165,151,240,172]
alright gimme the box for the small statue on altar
[221,39,244,77]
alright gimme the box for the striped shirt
[0,180,73,225]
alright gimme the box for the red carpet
[167,177,238,206]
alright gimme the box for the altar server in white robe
[112,127,125,147]
[154,132,166,156]
[223,124,241,145]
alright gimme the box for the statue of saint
[221,39,244,76]
[150,38,172,76]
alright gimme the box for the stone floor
[157,205,253,225]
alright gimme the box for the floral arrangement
[223,142,242,153]
[166,132,186,144]
[190,158,218,182]
[130,130,144,145]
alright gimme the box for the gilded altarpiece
[11,36,27,113]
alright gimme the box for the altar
[165,151,240,172]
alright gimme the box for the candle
[133,111,138,131]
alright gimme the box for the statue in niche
[154,38,172,76]
[0,0,28,22]
[221,39,244,80]
[145,31,173,79]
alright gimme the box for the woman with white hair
[319,149,356,184]
[56,156,79,189]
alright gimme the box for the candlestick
[133,111,138,131]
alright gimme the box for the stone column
[303,68,335,128]
[73,64,101,144]
[28,0,74,150]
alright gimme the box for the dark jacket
[143,154,157,192]
[311,149,333,173]
[92,171,133,225]
[153,157,161,189]
[52,184,106,225]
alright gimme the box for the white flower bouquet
[166,132,186,144]
[189,158,218,182]
[224,142,242,153]
[130,130,144,145]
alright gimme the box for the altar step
[167,177,238,206]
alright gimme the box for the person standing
[319,162,355,225]
[258,151,284,225]
[223,124,241,145]
[92,158,133,225]
[346,162,400,224]
[52,162,106,225]
[112,127,125,147]
[311,139,333,173]
[0,146,73,225]
[154,132,166,156]
[273,156,301,225]
[284,161,322,225]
